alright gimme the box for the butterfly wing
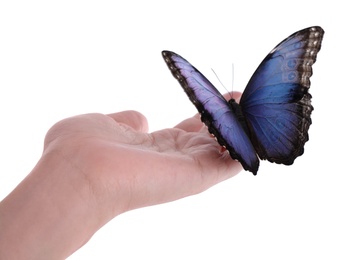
[162,51,259,174]
[240,26,324,164]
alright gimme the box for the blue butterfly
[162,26,324,175]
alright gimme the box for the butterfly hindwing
[162,51,259,174]
[240,26,324,164]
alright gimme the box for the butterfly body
[162,26,324,175]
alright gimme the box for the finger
[107,110,149,132]
[224,91,242,102]
[174,113,205,132]
[174,91,243,132]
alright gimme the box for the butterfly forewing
[240,26,324,164]
[162,51,259,174]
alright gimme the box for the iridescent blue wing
[162,51,259,174]
[240,26,324,164]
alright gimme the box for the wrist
[0,148,107,259]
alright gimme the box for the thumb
[107,110,149,133]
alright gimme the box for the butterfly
[162,26,324,175]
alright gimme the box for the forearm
[0,149,105,259]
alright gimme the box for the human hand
[43,93,242,215]
[0,92,242,259]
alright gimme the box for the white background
[1,1,354,259]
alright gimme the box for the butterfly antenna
[211,68,232,99]
[231,63,235,94]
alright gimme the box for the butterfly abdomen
[228,99,251,138]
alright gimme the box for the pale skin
[0,93,242,259]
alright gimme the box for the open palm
[43,95,242,215]
[0,93,242,259]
